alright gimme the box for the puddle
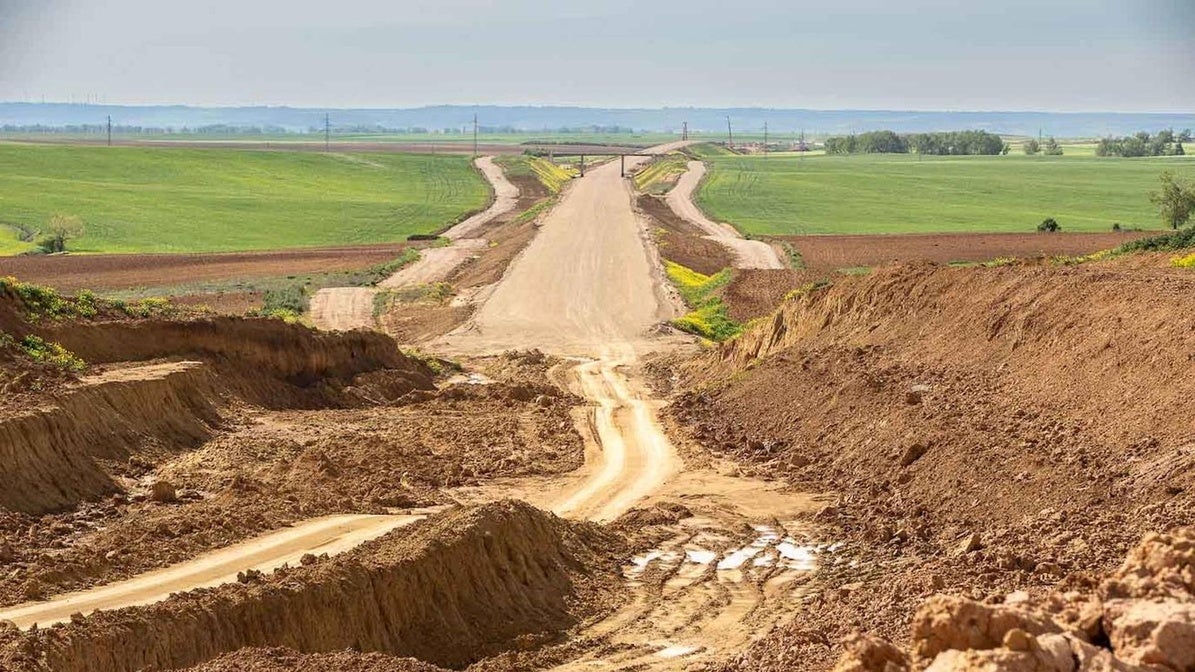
[627,524,836,579]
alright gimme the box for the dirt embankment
[666,259,1195,669]
[0,290,435,516]
[0,351,582,609]
[0,501,626,672]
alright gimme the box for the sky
[0,0,1192,112]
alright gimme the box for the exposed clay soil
[1,244,414,293]
[637,194,734,276]
[0,501,627,672]
[660,256,1195,670]
[776,231,1154,271]
[0,352,582,608]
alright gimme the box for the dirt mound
[669,260,1195,669]
[834,528,1195,672]
[0,501,625,672]
[181,647,447,672]
[40,317,428,391]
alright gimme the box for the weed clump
[19,335,85,372]
[664,261,742,342]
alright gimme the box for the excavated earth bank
[0,501,625,672]
[662,258,1195,670]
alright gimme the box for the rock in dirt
[833,528,1195,672]
[150,480,177,503]
[951,533,981,557]
[900,442,930,467]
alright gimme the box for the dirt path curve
[310,156,519,331]
[0,512,434,629]
[666,160,786,269]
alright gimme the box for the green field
[695,151,1195,235]
[0,143,489,254]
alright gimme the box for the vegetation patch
[0,144,488,254]
[18,335,86,372]
[497,155,576,194]
[0,276,177,321]
[633,154,689,194]
[696,152,1194,235]
[664,261,742,341]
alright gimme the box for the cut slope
[0,501,624,672]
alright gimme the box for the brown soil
[182,648,447,672]
[663,257,1195,670]
[637,194,734,276]
[777,231,1154,271]
[2,244,414,293]
[0,501,626,672]
[0,350,582,608]
[719,268,818,322]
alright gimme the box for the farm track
[311,155,520,331]
[666,161,785,269]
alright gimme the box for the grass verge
[664,261,742,341]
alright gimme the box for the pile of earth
[0,356,583,607]
[662,258,1195,669]
[0,501,626,672]
[834,527,1195,672]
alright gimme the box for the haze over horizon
[1,0,1192,114]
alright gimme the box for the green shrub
[1038,217,1061,232]
[20,335,85,372]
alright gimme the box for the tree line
[824,130,1006,155]
[1096,129,1189,157]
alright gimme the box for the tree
[1037,217,1061,232]
[38,214,85,253]
[1150,172,1195,230]
[1180,129,1193,143]
[1043,137,1063,156]
[1023,139,1040,155]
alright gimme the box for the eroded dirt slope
[665,258,1195,669]
[0,501,625,672]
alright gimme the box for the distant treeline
[1096,129,1189,157]
[2,123,643,136]
[824,130,1006,155]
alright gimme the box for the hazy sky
[1,0,1192,112]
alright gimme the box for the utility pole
[763,121,768,159]
[681,121,689,142]
[325,113,330,152]
[472,113,478,158]
[106,115,112,147]
[726,116,734,150]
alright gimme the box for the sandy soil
[308,286,377,331]
[0,513,430,628]
[666,161,785,269]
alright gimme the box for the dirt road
[311,156,519,330]
[441,149,683,355]
[308,286,377,331]
[667,161,786,269]
[0,513,431,629]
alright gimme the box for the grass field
[695,151,1195,235]
[0,143,489,254]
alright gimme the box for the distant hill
[1,103,1192,138]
